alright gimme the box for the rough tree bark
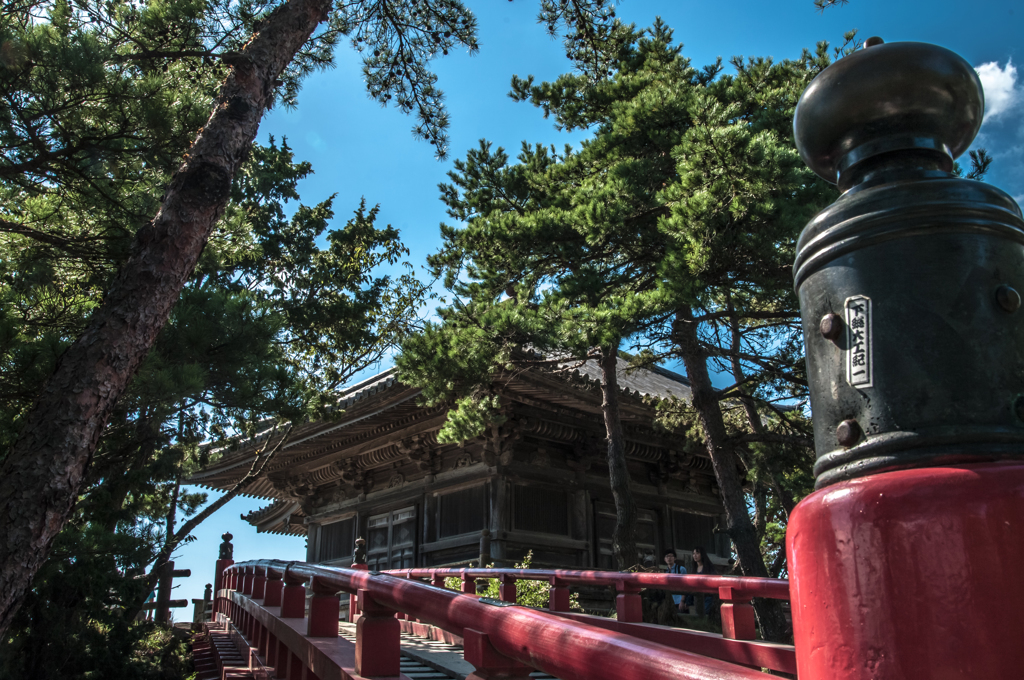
[597,344,640,570]
[672,305,789,642]
[0,0,331,636]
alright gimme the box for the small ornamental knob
[793,41,984,188]
[218,532,234,560]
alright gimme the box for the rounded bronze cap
[793,41,984,186]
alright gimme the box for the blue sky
[170,0,1024,612]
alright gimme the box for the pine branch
[125,422,293,621]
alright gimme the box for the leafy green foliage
[0,0,657,668]
[445,551,583,610]
[0,523,193,680]
[403,21,850,585]
[1,66,424,680]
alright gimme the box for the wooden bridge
[194,558,794,680]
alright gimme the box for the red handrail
[387,567,790,600]
[223,560,771,680]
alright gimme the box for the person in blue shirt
[663,550,686,611]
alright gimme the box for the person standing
[685,546,719,617]
[663,550,686,612]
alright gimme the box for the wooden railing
[216,560,793,680]
[387,567,794,675]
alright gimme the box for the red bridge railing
[214,560,793,680]
[387,567,793,674]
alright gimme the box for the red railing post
[461,570,476,594]
[287,649,304,680]
[463,628,534,680]
[241,566,255,595]
[431,573,446,590]
[281,570,306,619]
[257,621,269,657]
[548,578,569,612]
[355,589,401,677]
[307,576,341,637]
[349,562,368,622]
[264,568,283,607]
[615,581,642,623]
[266,630,278,669]
[253,566,267,600]
[499,575,517,604]
[214,559,234,595]
[276,638,289,678]
[719,587,756,640]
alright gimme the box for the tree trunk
[672,305,789,642]
[598,344,639,570]
[726,305,797,521]
[0,0,331,636]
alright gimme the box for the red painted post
[790,465,1024,678]
[718,587,755,640]
[214,559,234,594]
[498,575,517,604]
[355,588,401,677]
[614,581,642,623]
[431,573,446,589]
[548,578,569,612]
[349,563,368,622]
[253,567,267,600]
[258,623,269,657]
[461,570,476,594]
[307,577,340,637]
[280,575,306,619]
[264,570,284,607]
[287,650,304,680]
[276,638,289,678]
[266,631,278,669]
[241,567,255,595]
[463,628,534,680]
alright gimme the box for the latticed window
[672,510,729,556]
[367,507,417,570]
[318,516,355,562]
[512,484,568,535]
[437,484,486,538]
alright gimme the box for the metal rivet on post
[996,285,1020,312]
[836,419,862,448]
[819,313,843,340]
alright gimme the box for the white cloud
[976,60,1021,122]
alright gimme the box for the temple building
[189,358,733,571]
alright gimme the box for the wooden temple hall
[190,359,734,572]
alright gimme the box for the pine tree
[405,20,852,640]
[0,0,622,635]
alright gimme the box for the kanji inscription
[845,295,873,388]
